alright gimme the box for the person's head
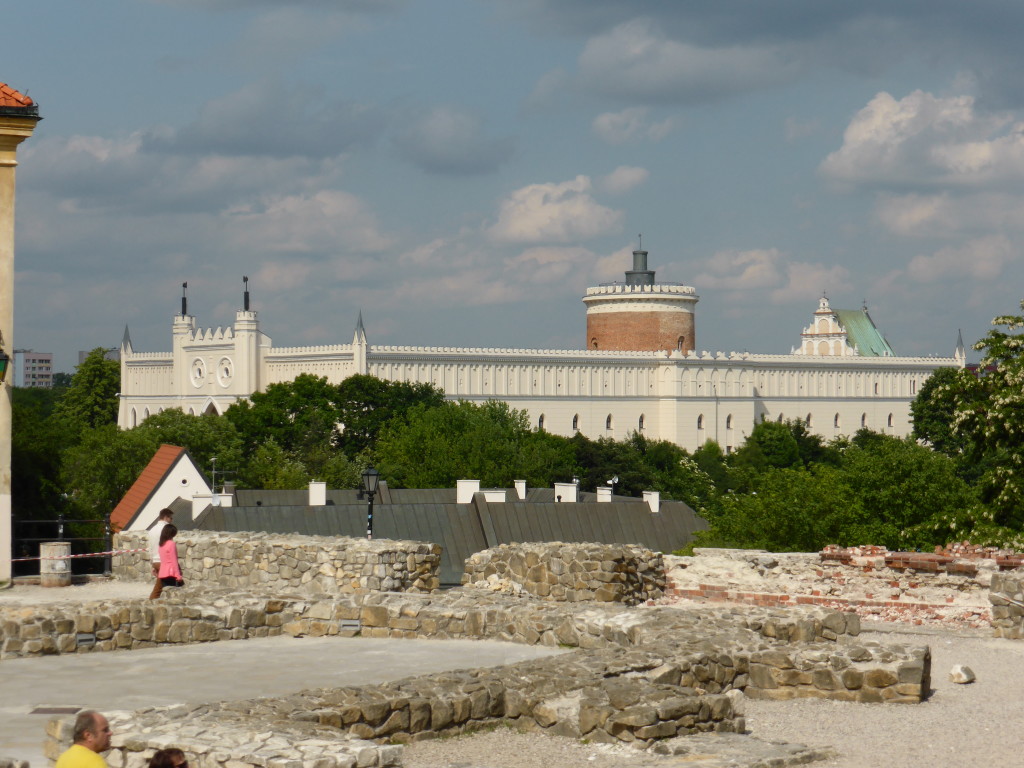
[158,508,174,522]
[159,524,178,546]
[148,748,187,768]
[72,711,112,753]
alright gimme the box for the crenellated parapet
[585,283,696,297]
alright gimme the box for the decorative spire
[181,281,188,317]
[243,275,250,311]
[121,325,132,352]
[955,329,966,361]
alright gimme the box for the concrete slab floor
[0,635,565,766]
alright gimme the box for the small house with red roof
[110,444,213,532]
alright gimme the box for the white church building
[117,249,963,453]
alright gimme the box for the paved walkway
[0,635,564,766]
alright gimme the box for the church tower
[582,243,698,353]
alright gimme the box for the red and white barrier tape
[11,548,149,563]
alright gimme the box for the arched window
[726,414,733,430]
[874,382,879,395]
[777,413,784,423]
[605,414,613,431]
[572,414,579,432]
[638,414,645,431]
[697,414,704,430]
[861,413,868,428]
[911,380,917,395]
[805,413,812,428]
[677,336,685,351]
[834,413,841,429]
[538,414,545,431]
[143,407,150,420]
[591,338,599,349]
[188,407,195,415]
[887,413,894,428]
[130,408,137,428]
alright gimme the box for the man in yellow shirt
[55,711,112,768]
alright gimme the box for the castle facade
[118,250,962,452]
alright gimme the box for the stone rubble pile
[664,547,1010,629]
[114,532,441,595]
[462,543,664,605]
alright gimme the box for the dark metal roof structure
[194,489,707,586]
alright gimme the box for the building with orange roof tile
[110,444,216,532]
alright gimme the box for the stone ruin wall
[665,545,1024,629]
[31,588,929,768]
[113,531,441,595]
[990,573,1024,639]
[462,542,664,605]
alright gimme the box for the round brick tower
[583,245,698,353]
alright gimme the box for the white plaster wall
[117,312,960,453]
[123,456,210,532]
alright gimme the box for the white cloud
[694,248,783,290]
[487,176,624,244]
[600,166,649,195]
[592,108,673,144]
[770,262,851,304]
[224,190,394,253]
[820,90,1024,187]
[907,235,1014,282]
[576,18,797,104]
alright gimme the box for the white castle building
[117,251,964,452]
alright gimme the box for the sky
[5,0,1024,372]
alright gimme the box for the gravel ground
[0,579,148,606]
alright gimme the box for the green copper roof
[835,309,896,357]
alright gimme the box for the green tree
[240,440,311,490]
[694,466,866,552]
[626,433,718,514]
[570,433,654,497]
[950,301,1024,528]
[225,374,342,456]
[135,409,244,483]
[374,400,574,488]
[838,435,981,549]
[52,348,120,435]
[11,387,65,521]
[336,374,445,458]
[60,424,160,520]
[910,366,974,457]
[692,441,733,493]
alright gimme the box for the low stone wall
[990,574,1024,639]
[746,641,930,704]
[113,531,441,594]
[0,593,295,658]
[29,587,930,767]
[462,542,664,605]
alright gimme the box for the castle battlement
[584,283,696,297]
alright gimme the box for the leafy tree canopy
[950,300,1024,529]
[336,374,444,458]
[52,348,120,435]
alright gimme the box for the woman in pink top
[157,524,184,588]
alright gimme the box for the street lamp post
[361,466,380,539]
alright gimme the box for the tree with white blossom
[951,300,1024,535]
